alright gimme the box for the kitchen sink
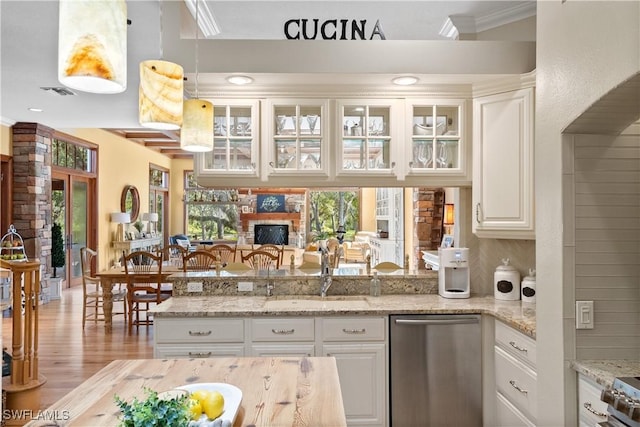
[263,295,370,310]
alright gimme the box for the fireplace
[254,224,289,245]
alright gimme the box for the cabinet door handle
[509,380,528,395]
[188,351,212,358]
[475,203,481,223]
[390,162,396,170]
[269,161,275,168]
[188,330,212,336]
[509,341,528,353]
[583,402,607,418]
[409,161,414,168]
[342,328,366,334]
[272,328,295,335]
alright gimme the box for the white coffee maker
[438,248,470,299]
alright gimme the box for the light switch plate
[238,281,253,292]
[187,282,203,292]
[576,301,594,329]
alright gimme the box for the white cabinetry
[371,187,403,265]
[577,374,608,427]
[320,317,387,427]
[154,318,245,358]
[493,320,537,426]
[154,315,388,427]
[250,317,315,357]
[194,100,260,186]
[402,99,470,185]
[263,99,330,183]
[472,87,534,239]
[336,99,402,184]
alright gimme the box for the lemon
[187,398,203,421]
[190,389,211,403]
[201,390,225,420]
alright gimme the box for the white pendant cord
[195,0,199,99]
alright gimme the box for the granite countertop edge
[150,294,537,338]
[570,359,640,389]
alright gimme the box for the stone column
[11,123,53,280]
[412,188,444,268]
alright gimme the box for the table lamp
[111,212,131,241]
[443,204,455,234]
[142,212,159,234]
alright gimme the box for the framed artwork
[441,234,454,248]
[256,194,286,213]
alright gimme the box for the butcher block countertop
[25,357,347,427]
[151,294,536,338]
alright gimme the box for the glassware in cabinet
[197,101,259,177]
[339,102,395,174]
[266,100,328,176]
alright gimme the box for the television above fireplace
[255,224,289,245]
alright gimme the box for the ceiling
[0,1,535,159]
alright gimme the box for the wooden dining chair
[122,250,169,333]
[241,250,280,271]
[253,244,284,268]
[80,247,127,330]
[161,244,188,269]
[182,250,219,272]
[206,244,237,266]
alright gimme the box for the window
[308,189,359,241]
[52,138,95,172]
[183,172,239,241]
[149,165,169,240]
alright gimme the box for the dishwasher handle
[394,317,479,326]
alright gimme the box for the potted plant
[51,223,65,278]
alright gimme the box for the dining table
[95,264,180,334]
[24,356,347,427]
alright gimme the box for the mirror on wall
[120,185,140,222]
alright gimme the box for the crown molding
[475,1,537,33]
[1,117,16,127]
[471,70,536,97]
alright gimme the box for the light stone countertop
[570,359,640,388]
[151,294,536,338]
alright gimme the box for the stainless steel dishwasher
[389,314,482,426]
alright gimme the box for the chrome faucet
[266,263,275,297]
[320,249,333,297]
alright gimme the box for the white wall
[536,1,640,425]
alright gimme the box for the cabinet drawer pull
[189,330,212,336]
[188,351,212,358]
[475,203,481,223]
[509,341,528,353]
[583,402,607,418]
[509,380,528,395]
[272,328,295,335]
[342,328,366,334]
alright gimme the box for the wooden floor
[2,285,153,410]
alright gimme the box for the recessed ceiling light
[28,107,43,112]
[392,76,419,86]
[226,75,253,85]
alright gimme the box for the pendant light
[138,2,184,130]
[139,60,184,130]
[180,0,214,152]
[58,0,127,94]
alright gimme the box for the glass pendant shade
[139,60,184,130]
[58,0,127,94]
[181,99,214,152]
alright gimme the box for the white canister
[494,258,521,301]
[521,269,536,303]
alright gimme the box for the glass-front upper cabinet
[403,99,468,183]
[195,100,260,179]
[264,99,329,179]
[337,99,401,177]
